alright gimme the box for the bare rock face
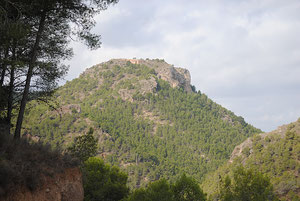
[118,88,135,102]
[229,138,253,163]
[139,76,157,94]
[172,67,192,92]
[140,59,192,93]
[2,168,83,201]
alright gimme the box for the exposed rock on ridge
[83,58,192,93]
[137,59,192,93]
[229,119,299,163]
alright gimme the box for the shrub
[82,157,129,201]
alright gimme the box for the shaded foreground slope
[23,59,261,188]
[0,121,82,201]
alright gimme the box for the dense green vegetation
[125,174,206,201]
[83,157,129,201]
[0,120,281,201]
[68,128,98,163]
[218,166,278,201]
[81,160,279,201]
[202,119,300,200]
[22,59,261,188]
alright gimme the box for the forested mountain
[22,58,261,188]
[202,119,300,201]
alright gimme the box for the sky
[64,0,300,132]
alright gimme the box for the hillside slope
[22,58,261,188]
[202,119,300,201]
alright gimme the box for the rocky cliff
[137,59,192,93]
[1,168,83,201]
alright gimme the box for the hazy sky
[64,0,300,132]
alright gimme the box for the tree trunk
[14,11,46,139]
[7,47,16,135]
[0,48,9,87]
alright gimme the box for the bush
[173,174,206,201]
[219,166,278,201]
[82,157,129,201]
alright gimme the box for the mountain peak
[82,58,192,95]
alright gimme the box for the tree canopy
[0,0,118,138]
[218,166,278,201]
[125,174,207,201]
[68,127,98,163]
[83,157,129,201]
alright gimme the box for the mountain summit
[23,58,261,188]
[81,58,193,101]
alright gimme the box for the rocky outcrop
[229,137,253,163]
[139,59,192,92]
[84,59,193,102]
[138,76,157,94]
[229,120,298,163]
[82,58,193,94]
[113,58,192,92]
[172,67,192,92]
[1,168,83,201]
